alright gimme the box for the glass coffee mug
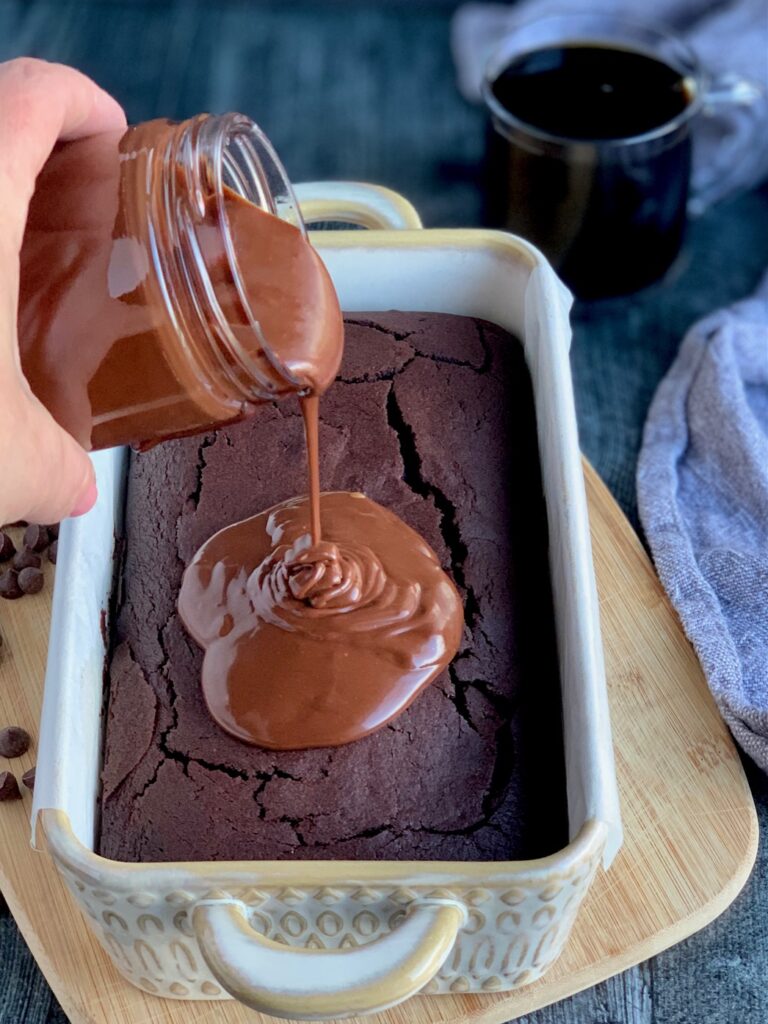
[482,13,764,299]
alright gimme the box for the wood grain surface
[0,462,757,1024]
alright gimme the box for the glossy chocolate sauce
[179,332,463,749]
[175,251,463,748]
[178,490,463,749]
[302,395,323,547]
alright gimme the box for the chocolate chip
[21,767,35,791]
[0,771,21,801]
[23,524,50,552]
[0,726,30,758]
[0,570,23,600]
[46,524,60,539]
[18,567,44,595]
[0,532,16,562]
[48,539,58,565]
[12,549,41,572]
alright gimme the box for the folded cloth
[451,0,768,209]
[637,272,768,770]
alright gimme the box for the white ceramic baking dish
[32,184,621,1020]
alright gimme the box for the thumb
[0,390,96,525]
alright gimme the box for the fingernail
[69,480,98,518]
[93,88,127,122]
[90,88,127,132]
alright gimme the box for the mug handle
[294,181,423,230]
[688,72,766,216]
[192,898,464,1020]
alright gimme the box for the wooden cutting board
[0,462,757,1024]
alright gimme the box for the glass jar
[18,114,343,450]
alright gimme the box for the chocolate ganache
[178,227,463,750]
[178,489,463,749]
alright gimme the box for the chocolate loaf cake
[99,312,568,862]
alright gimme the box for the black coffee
[491,44,690,141]
[486,43,695,298]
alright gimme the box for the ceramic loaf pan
[32,184,622,1020]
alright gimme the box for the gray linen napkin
[451,0,768,209]
[637,273,768,770]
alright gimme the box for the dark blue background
[1,2,767,1021]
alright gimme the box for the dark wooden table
[1,2,767,1022]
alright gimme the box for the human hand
[0,58,125,525]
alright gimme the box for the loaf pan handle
[192,898,464,1019]
[295,181,423,230]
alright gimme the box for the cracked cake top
[99,312,567,863]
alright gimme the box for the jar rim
[197,112,311,395]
